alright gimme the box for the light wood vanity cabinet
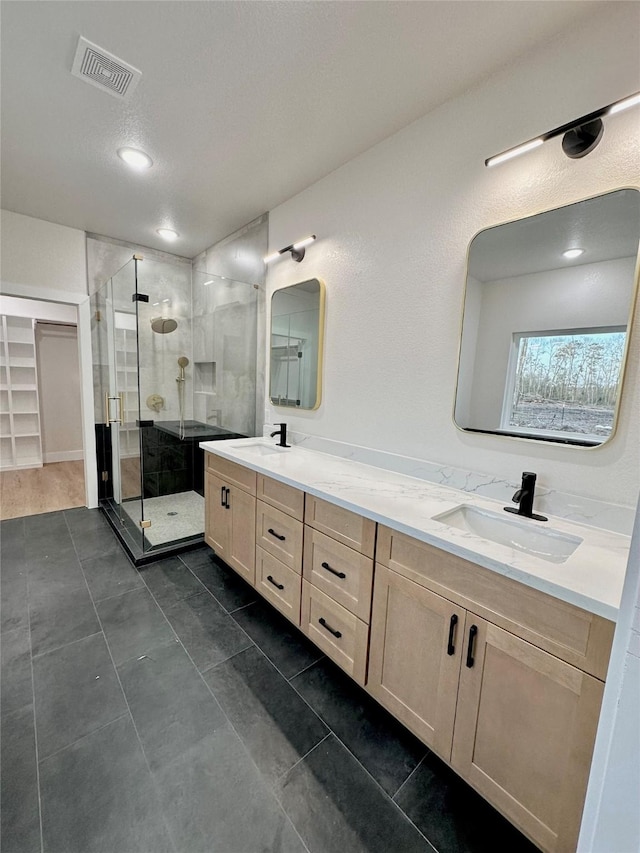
[301,497,376,685]
[301,580,369,683]
[204,456,256,584]
[369,525,614,853]
[302,527,373,621]
[367,565,466,756]
[255,546,301,625]
[254,475,305,626]
[451,617,604,853]
[256,501,304,571]
[203,457,615,852]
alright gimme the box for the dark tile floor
[1,508,541,853]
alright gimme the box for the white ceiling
[1,1,609,258]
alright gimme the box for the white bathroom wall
[265,3,640,510]
[1,210,87,293]
[36,323,83,462]
[464,256,635,429]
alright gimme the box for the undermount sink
[432,504,582,564]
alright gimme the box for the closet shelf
[0,314,43,470]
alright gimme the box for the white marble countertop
[200,437,630,621]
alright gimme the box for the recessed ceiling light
[157,228,179,241]
[162,298,170,303]
[117,147,153,170]
[562,248,585,259]
[152,302,160,306]
[203,280,214,286]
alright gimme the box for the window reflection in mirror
[454,189,639,446]
[270,278,325,410]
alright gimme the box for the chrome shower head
[150,317,178,334]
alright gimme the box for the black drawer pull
[224,487,230,509]
[447,614,458,656]
[267,575,284,590]
[220,486,226,507]
[268,528,286,541]
[466,625,478,668]
[318,617,342,639]
[321,561,346,579]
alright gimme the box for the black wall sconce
[486,91,640,167]
[264,235,316,264]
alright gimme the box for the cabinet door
[205,472,230,558]
[227,485,256,585]
[367,565,466,758]
[451,618,604,853]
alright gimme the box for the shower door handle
[104,393,124,427]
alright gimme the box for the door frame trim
[0,281,98,508]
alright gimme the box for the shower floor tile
[122,491,204,547]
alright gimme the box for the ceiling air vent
[71,36,141,100]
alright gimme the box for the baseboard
[43,450,84,463]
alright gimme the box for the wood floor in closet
[0,460,85,520]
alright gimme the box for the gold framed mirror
[270,278,325,410]
[454,189,640,447]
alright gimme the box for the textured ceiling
[1,1,609,257]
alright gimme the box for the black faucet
[270,423,290,448]
[504,472,548,522]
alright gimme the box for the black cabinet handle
[268,528,286,541]
[318,617,342,638]
[220,486,226,507]
[466,625,478,668]
[224,487,230,509]
[267,575,284,590]
[447,614,458,656]
[321,561,346,579]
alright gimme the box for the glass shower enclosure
[91,255,258,562]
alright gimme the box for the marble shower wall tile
[193,215,267,436]
[264,429,636,535]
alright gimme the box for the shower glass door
[104,258,146,550]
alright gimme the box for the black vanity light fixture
[485,91,640,167]
[264,235,316,264]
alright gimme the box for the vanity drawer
[257,474,304,521]
[303,528,373,622]
[255,547,302,626]
[206,453,256,495]
[301,580,369,685]
[256,501,303,572]
[376,526,614,680]
[305,496,376,558]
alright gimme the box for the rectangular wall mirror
[454,189,639,447]
[270,278,325,410]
